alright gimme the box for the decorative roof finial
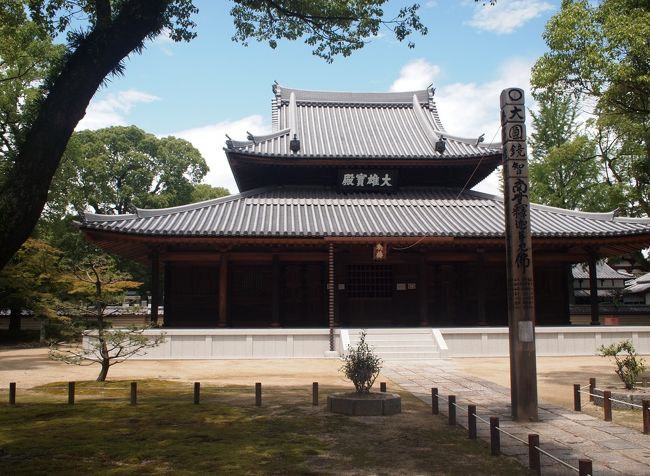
[290,134,301,153]
[435,136,447,154]
[476,133,485,146]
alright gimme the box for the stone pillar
[588,252,600,326]
[501,87,538,421]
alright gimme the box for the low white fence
[440,326,650,357]
[83,326,650,360]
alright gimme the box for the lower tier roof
[81,186,650,240]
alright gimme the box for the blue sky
[76,0,560,194]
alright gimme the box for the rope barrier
[534,445,581,473]
[578,387,647,410]
[495,426,528,445]
[471,412,490,425]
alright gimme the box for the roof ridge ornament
[290,134,301,153]
[412,93,440,150]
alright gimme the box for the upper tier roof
[225,84,501,159]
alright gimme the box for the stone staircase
[341,328,447,360]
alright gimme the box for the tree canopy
[531,0,650,216]
[50,125,209,216]
[0,0,429,270]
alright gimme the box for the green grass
[0,381,527,475]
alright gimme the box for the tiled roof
[572,262,633,280]
[225,84,500,159]
[81,186,650,239]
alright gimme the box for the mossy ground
[0,380,527,475]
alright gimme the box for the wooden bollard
[130,382,137,405]
[643,400,650,434]
[9,382,16,405]
[255,382,262,407]
[589,378,596,402]
[468,404,477,440]
[380,382,387,393]
[431,388,439,415]
[574,384,581,411]
[490,417,500,456]
[528,434,540,475]
[578,459,592,476]
[68,382,75,405]
[312,382,318,406]
[448,395,456,426]
[603,390,612,421]
[194,382,200,405]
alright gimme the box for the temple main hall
[80,84,650,332]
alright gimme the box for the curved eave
[225,149,501,162]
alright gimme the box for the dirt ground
[0,346,645,409]
[455,355,650,409]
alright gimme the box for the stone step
[373,351,440,360]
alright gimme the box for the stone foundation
[327,392,401,416]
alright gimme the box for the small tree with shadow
[341,330,382,394]
[49,254,164,381]
[599,340,646,390]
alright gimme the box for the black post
[130,382,137,405]
[9,382,16,405]
[490,417,500,456]
[431,388,439,415]
[574,384,581,411]
[194,382,200,405]
[643,400,649,434]
[589,378,596,402]
[255,382,262,407]
[68,382,75,405]
[448,395,456,426]
[528,434,540,475]
[579,459,592,476]
[604,390,612,421]
[380,382,387,393]
[312,382,319,406]
[468,404,477,440]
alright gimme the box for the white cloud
[388,57,536,195]
[172,115,270,194]
[77,89,160,130]
[152,28,175,56]
[389,59,441,92]
[467,0,554,34]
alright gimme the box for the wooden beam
[588,252,600,326]
[150,249,160,325]
[271,255,280,327]
[218,254,228,327]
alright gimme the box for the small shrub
[341,331,382,394]
[598,340,646,390]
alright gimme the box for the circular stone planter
[327,392,401,416]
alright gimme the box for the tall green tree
[50,125,209,216]
[529,94,605,211]
[0,0,429,270]
[531,0,650,215]
[0,239,69,333]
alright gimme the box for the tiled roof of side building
[572,262,634,280]
[225,84,500,159]
[81,186,650,239]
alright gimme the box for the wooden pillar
[501,87,538,421]
[218,254,228,327]
[328,244,335,351]
[476,249,488,326]
[419,256,429,326]
[588,252,600,326]
[150,249,160,325]
[271,255,281,327]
